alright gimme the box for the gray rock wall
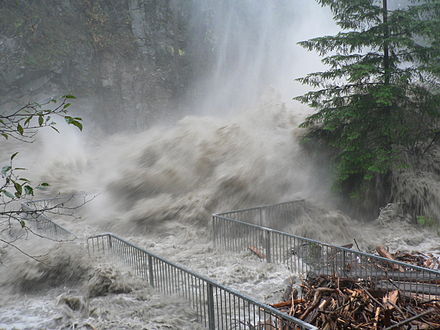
[0,0,200,131]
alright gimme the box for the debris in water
[376,246,440,271]
[272,275,440,329]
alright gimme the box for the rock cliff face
[0,0,206,131]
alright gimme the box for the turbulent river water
[1,101,439,329]
[1,1,439,329]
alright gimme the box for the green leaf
[65,116,83,131]
[1,166,11,175]
[20,220,26,228]
[71,120,83,131]
[38,115,44,126]
[24,115,33,126]
[24,185,33,196]
[10,152,18,160]
[13,181,22,196]
[17,123,24,135]
[36,182,50,190]
[63,103,71,109]
[64,95,76,99]
[2,190,15,199]
[1,133,8,140]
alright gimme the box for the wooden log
[376,246,405,272]
[248,245,266,259]
[318,298,330,310]
[373,306,381,330]
[270,299,305,308]
[300,288,335,320]
[384,308,435,329]
[383,290,399,310]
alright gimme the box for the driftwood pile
[271,275,440,329]
[375,246,440,271]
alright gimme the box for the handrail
[88,232,317,330]
[215,199,306,216]
[212,202,440,299]
[20,202,77,240]
[213,214,440,275]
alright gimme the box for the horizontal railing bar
[215,199,305,217]
[376,281,440,295]
[315,269,440,283]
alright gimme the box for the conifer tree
[296,0,440,196]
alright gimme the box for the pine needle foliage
[296,0,440,195]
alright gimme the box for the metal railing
[20,198,77,240]
[88,233,317,330]
[217,200,308,231]
[213,201,440,298]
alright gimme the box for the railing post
[212,216,216,248]
[207,283,215,329]
[342,250,346,276]
[265,229,271,263]
[261,208,266,227]
[259,207,263,226]
[148,255,154,288]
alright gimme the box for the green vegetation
[1,95,82,199]
[0,96,83,258]
[296,0,440,199]
[416,215,437,226]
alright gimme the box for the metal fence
[213,201,440,298]
[88,233,317,330]
[20,198,77,240]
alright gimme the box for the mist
[182,0,337,115]
[15,0,341,229]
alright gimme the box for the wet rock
[0,0,197,131]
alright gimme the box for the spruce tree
[296,0,440,198]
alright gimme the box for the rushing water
[1,1,439,329]
[2,98,439,329]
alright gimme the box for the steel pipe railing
[20,202,76,240]
[213,201,440,299]
[87,232,317,330]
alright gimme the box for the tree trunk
[383,0,390,85]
